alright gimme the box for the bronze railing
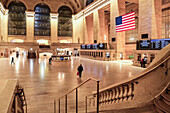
[54,77,100,113]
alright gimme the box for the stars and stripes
[116,12,135,32]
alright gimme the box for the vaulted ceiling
[0,0,85,13]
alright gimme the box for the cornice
[74,0,110,20]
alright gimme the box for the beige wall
[139,0,162,40]
[73,16,84,43]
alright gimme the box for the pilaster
[50,13,58,43]
[26,11,35,42]
[110,0,126,60]
[3,9,8,42]
[139,0,162,40]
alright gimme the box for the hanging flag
[116,11,135,32]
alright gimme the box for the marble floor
[0,56,144,113]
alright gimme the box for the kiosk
[51,55,71,66]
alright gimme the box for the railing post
[54,100,56,113]
[65,95,67,113]
[58,99,60,113]
[76,88,78,113]
[97,81,99,113]
[85,97,87,113]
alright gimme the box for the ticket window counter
[79,50,115,61]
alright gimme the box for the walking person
[140,59,143,67]
[49,57,52,65]
[11,57,15,65]
[143,57,147,68]
[77,64,83,78]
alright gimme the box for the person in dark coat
[49,57,52,65]
[11,57,14,65]
[77,64,83,78]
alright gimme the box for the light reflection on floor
[0,56,144,113]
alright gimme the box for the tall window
[86,0,94,6]
[162,8,170,38]
[8,1,26,35]
[34,3,50,36]
[125,18,138,43]
[58,6,72,37]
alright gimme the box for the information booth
[51,55,71,66]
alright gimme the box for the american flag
[116,12,135,32]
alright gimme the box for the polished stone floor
[0,56,144,113]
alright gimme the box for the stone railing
[87,81,135,108]
[86,44,170,112]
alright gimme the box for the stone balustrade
[87,81,135,107]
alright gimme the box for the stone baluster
[103,92,107,104]
[111,88,116,103]
[105,91,109,104]
[99,93,102,105]
[115,87,119,102]
[123,85,128,100]
[119,86,123,101]
[108,90,113,104]
[127,82,134,100]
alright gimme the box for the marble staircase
[86,44,170,113]
[154,85,170,113]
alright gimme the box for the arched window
[34,3,50,36]
[58,6,72,37]
[8,1,26,35]
[86,0,94,6]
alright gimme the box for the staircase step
[161,93,170,102]
[155,107,164,113]
[157,99,170,112]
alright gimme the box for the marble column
[110,0,126,60]
[50,13,59,43]
[93,10,100,43]
[26,11,35,42]
[3,10,8,42]
[0,11,2,42]
[73,16,84,43]
[85,14,94,44]
[139,0,162,39]
[98,9,108,44]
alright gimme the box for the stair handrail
[55,77,100,113]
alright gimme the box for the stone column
[98,9,108,44]
[93,10,100,43]
[0,10,2,42]
[72,15,76,43]
[3,10,8,42]
[26,11,35,42]
[86,14,94,44]
[50,13,58,43]
[139,0,162,40]
[110,0,125,60]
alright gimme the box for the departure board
[139,40,150,50]
[151,39,170,50]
